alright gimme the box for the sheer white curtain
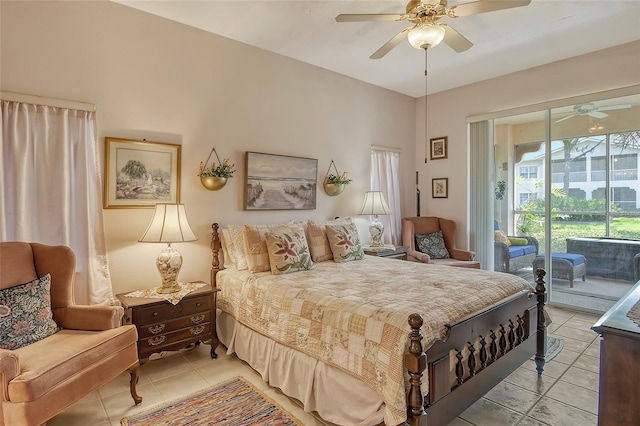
[0,99,114,305]
[371,148,401,245]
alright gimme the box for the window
[519,192,533,206]
[519,166,537,179]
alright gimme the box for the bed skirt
[217,310,385,426]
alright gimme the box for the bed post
[534,268,547,375]
[405,313,427,426]
[211,223,221,287]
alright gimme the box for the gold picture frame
[432,178,448,198]
[430,136,448,160]
[104,137,181,208]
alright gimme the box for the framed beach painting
[432,178,448,198]
[244,151,318,210]
[104,137,181,208]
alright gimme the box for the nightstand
[363,245,408,260]
[116,284,219,363]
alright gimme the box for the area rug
[120,376,303,426]
[531,336,564,362]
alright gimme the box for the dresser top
[592,280,640,339]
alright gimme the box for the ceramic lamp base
[369,216,385,247]
[156,244,183,294]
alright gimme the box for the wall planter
[200,176,228,191]
[322,160,352,196]
[198,147,235,191]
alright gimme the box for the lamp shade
[359,191,391,216]
[407,23,446,50]
[139,203,197,243]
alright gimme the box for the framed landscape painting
[244,151,317,210]
[104,137,181,208]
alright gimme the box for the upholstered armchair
[402,217,480,269]
[0,242,141,426]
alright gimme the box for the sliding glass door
[475,92,640,312]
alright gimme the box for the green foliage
[327,172,352,185]
[198,158,236,178]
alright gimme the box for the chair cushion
[522,245,537,255]
[537,252,586,266]
[415,230,450,259]
[9,325,137,402]
[0,274,59,350]
[508,246,525,258]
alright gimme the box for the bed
[209,221,547,426]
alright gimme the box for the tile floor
[48,305,601,426]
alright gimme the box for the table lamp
[139,203,197,293]
[359,191,390,247]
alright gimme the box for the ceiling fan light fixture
[407,23,445,50]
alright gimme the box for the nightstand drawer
[137,311,211,338]
[139,322,212,351]
[137,295,210,324]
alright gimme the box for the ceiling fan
[335,0,532,59]
[554,103,633,123]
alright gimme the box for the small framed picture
[432,178,448,198]
[104,137,181,208]
[430,136,448,160]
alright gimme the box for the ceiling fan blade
[452,0,532,17]
[588,111,608,119]
[442,24,473,53]
[555,114,577,123]
[370,29,409,59]
[336,14,403,22]
[597,104,632,111]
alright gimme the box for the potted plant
[324,170,352,196]
[198,148,236,191]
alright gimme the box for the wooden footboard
[405,269,547,426]
[209,223,547,426]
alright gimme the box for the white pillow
[265,225,314,274]
[325,222,364,263]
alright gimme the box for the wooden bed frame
[209,223,547,426]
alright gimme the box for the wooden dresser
[117,284,219,362]
[591,281,640,425]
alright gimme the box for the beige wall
[416,41,640,246]
[0,1,416,294]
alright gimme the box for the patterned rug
[531,336,564,362]
[120,376,303,426]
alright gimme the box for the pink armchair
[402,216,480,269]
[0,242,141,426]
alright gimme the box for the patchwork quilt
[217,256,530,425]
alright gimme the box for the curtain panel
[371,148,402,245]
[0,100,114,305]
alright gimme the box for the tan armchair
[402,216,480,269]
[0,242,141,426]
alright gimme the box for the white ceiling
[113,0,640,98]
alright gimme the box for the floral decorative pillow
[306,218,353,262]
[0,274,60,350]
[494,230,511,246]
[325,223,364,263]
[265,226,314,274]
[242,222,302,273]
[415,231,450,259]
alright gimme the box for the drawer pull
[148,336,166,346]
[195,302,201,307]
[190,326,205,335]
[191,315,205,324]
[153,312,158,316]
[148,324,165,334]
